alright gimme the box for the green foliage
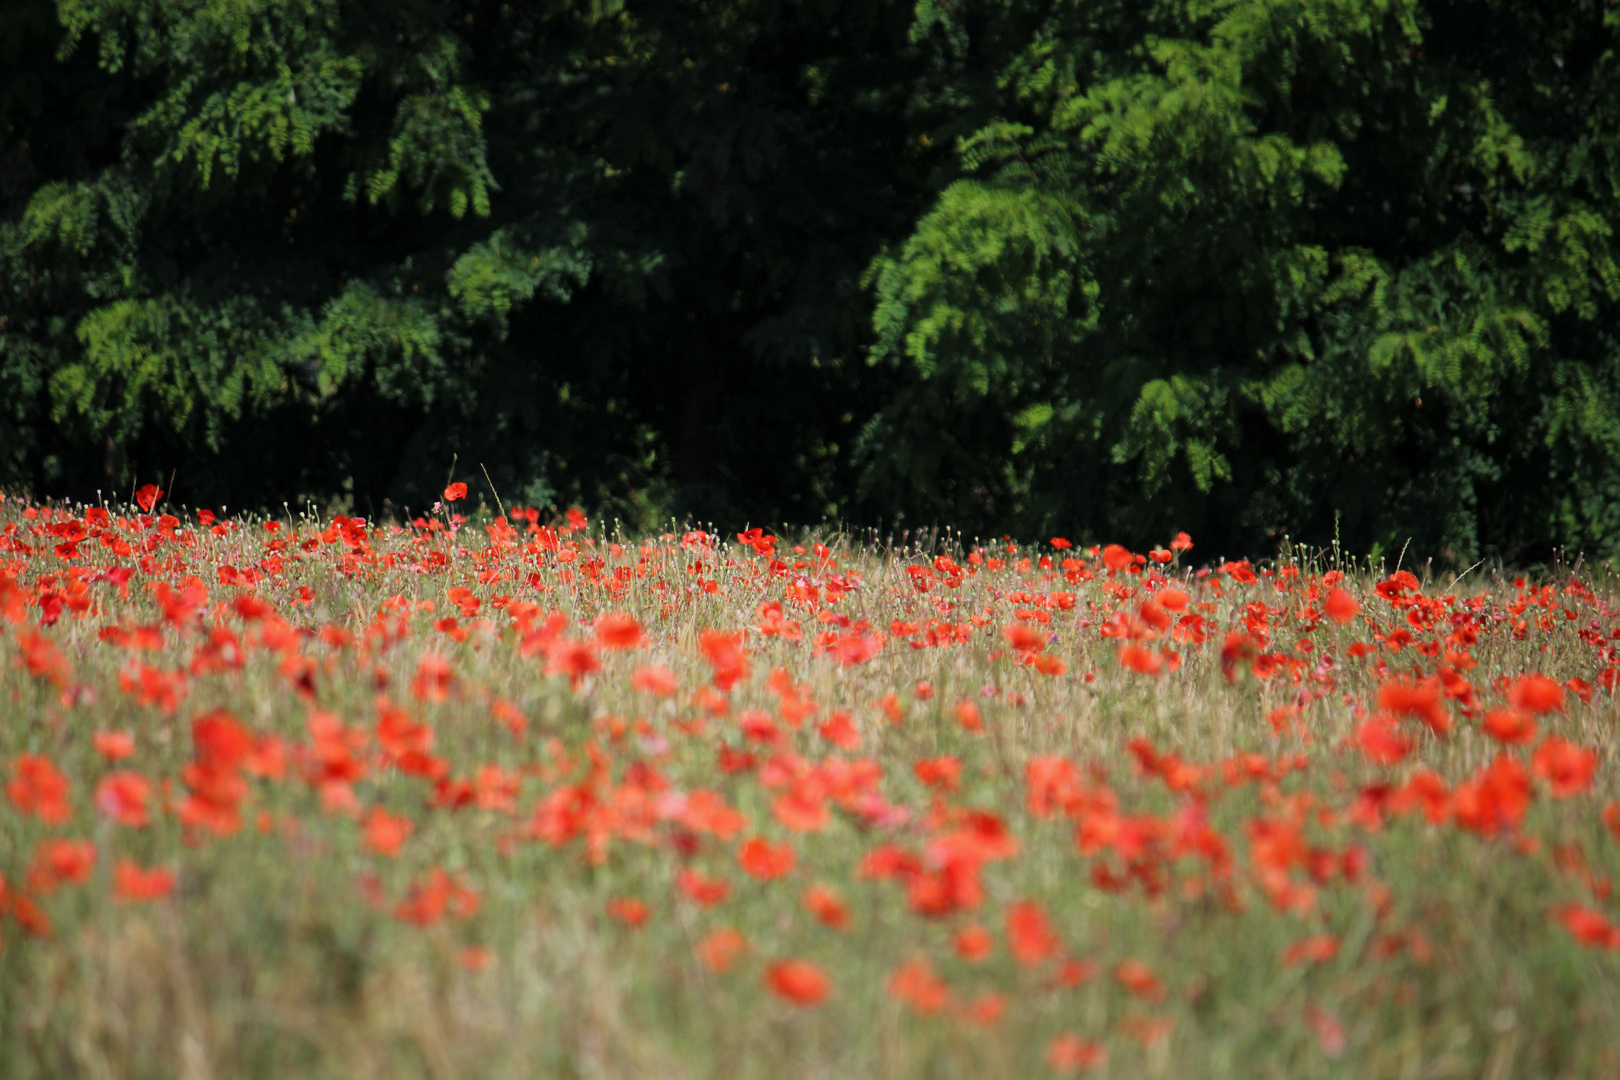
[3,0,1620,560]
[865,0,1620,561]
[0,0,943,521]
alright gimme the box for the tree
[864,0,1620,563]
[0,0,948,525]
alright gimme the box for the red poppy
[544,638,600,689]
[817,710,860,749]
[93,730,136,761]
[1117,643,1163,676]
[1482,708,1536,746]
[1377,678,1451,735]
[676,868,731,908]
[699,631,749,691]
[888,956,949,1015]
[1002,623,1047,652]
[914,756,962,792]
[1531,736,1597,798]
[1113,958,1166,1002]
[95,771,152,827]
[442,482,467,502]
[1283,934,1340,965]
[1322,586,1360,624]
[1156,586,1189,612]
[134,484,163,512]
[1047,1034,1107,1073]
[8,754,72,824]
[1451,755,1532,837]
[1219,632,1258,682]
[114,860,176,902]
[766,958,830,1006]
[1554,904,1620,949]
[411,653,454,703]
[632,665,679,696]
[606,897,649,927]
[28,838,95,894]
[363,805,415,856]
[1101,544,1134,572]
[1006,900,1061,966]
[698,927,747,972]
[803,884,851,930]
[738,837,796,880]
[593,612,644,650]
[1509,674,1565,714]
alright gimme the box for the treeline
[2,0,1618,562]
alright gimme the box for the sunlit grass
[1,491,1617,1078]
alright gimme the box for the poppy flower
[1531,737,1597,798]
[888,956,949,1015]
[363,805,415,856]
[1376,679,1450,735]
[95,771,152,827]
[963,992,1005,1026]
[1156,587,1189,612]
[1113,958,1166,1002]
[1451,755,1531,836]
[1322,586,1360,624]
[676,868,731,908]
[443,482,468,502]
[1555,904,1620,949]
[1219,632,1258,682]
[1304,1005,1346,1057]
[1033,653,1068,676]
[698,927,747,972]
[93,730,135,761]
[114,860,176,903]
[411,653,454,703]
[1006,900,1061,966]
[766,958,830,1006]
[1509,674,1565,714]
[543,639,600,689]
[1482,707,1536,745]
[1117,643,1163,676]
[955,924,994,962]
[1047,1033,1107,1072]
[593,613,644,650]
[738,837,796,880]
[606,897,649,927]
[8,754,72,824]
[1283,934,1340,965]
[632,665,679,697]
[1002,623,1047,652]
[134,484,163,512]
[803,884,851,930]
[699,631,749,691]
[1101,545,1134,572]
[28,838,95,894]
[817,710,860,750]
[834,630,883,666]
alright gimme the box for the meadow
[1,484,1617,1079]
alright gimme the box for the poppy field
[2,485,1618,1079]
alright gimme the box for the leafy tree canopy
[3,0,1619,563]
[866,0,1620,563]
